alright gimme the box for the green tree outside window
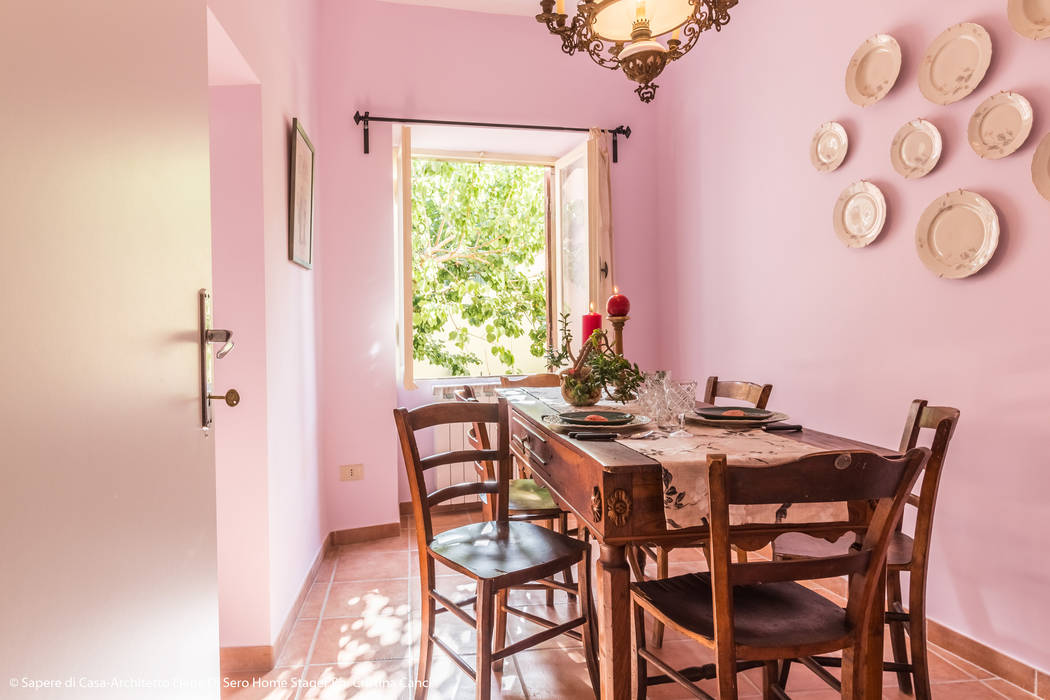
[411,159,549,377]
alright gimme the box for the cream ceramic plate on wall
[810,122,849,172]
[833,181,886,248]
[845,34,902,106]
[918,23,993,105]
[915,190,999,279]
[1033,132,1050,201]
[1008,0,1050,39]
[967,91,1034,159]
[891,119,943,179]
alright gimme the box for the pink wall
[207,0,325,644]
[315,0,663,530]
[210,84,271,647]
[655,0,1050,671]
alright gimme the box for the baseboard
[398,500,482,516]
[927,618,1047,697]
[330,521,400,546]
[218,646,272,675]
[219,536,332,676]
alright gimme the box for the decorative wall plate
[845,34,902,106]
[967,91,1034,159]
[833,181,887,248]
[915,190,999,279]
[810,122,849,172]
[891,119,943,179]
[918,23,992,105]
[1008,0,1050,39]
[1033,132,1050,201]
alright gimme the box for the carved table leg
[596,543,631,700]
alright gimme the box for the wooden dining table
[502,387,896,700]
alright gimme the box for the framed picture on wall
[289,117,315,269]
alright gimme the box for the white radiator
[430,383,499,505]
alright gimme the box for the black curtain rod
[352,110,631,163]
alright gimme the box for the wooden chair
[394,398,599,700]
[630,448,929,700]
[455,385,576,606]
[633,375,774,648]
[704,375,773,410]
[772,401,959,699]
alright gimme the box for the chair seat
[429,520,586,585]
[774,531,914,569]
[480,479,559,513]
[632,572,851,650]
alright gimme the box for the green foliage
[546,313,644,405]
[411,159,548,376]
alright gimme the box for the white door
[0,3,219,698]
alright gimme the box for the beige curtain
[587,128,616,316]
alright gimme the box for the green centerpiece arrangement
[546,314,644,406]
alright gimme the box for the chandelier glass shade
[535,0,737,103]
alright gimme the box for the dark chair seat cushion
[774,531,914,569]
[429,520,586,583]
[632,572,851,649]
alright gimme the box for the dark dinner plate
[559,410,635,426]
[695,406,774,421]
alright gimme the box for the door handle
[206,328,235,358]
[199,289,239,430]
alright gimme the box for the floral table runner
[506,386,845,531]
[617,426,846,529]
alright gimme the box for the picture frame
[289,117,315,269]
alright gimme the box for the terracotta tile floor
[222,511,1038,699]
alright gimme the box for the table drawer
[510,414,553,467]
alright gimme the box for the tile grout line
[292,553,337,700]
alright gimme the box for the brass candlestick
[608,315,629,355]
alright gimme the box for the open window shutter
[553,130,615,346]
[394,125,417,390]
[553,141,591,346]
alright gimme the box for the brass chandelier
[536,0,737,103]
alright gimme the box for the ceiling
[377,0,537,16]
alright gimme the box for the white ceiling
[377,0,537,17]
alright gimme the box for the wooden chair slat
[729,552,870,586]
[704,375,773,409]
[419,448,500,471]
[404,400,500,431]
[725,450,914,504]
[499,373,561,388]
[427,481,497,507]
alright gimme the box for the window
[394,127,615,386]
[410,157,550,378]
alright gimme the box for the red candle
[606,286,630,317]
[581,303,602,344]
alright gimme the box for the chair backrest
[704,375,773,409]
[453,385,496,481]
[895,400,960,573]
[706,448,929,646]
[500,373,561,388]
[393,398,512,547]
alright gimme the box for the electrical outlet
[339,464,364,482]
